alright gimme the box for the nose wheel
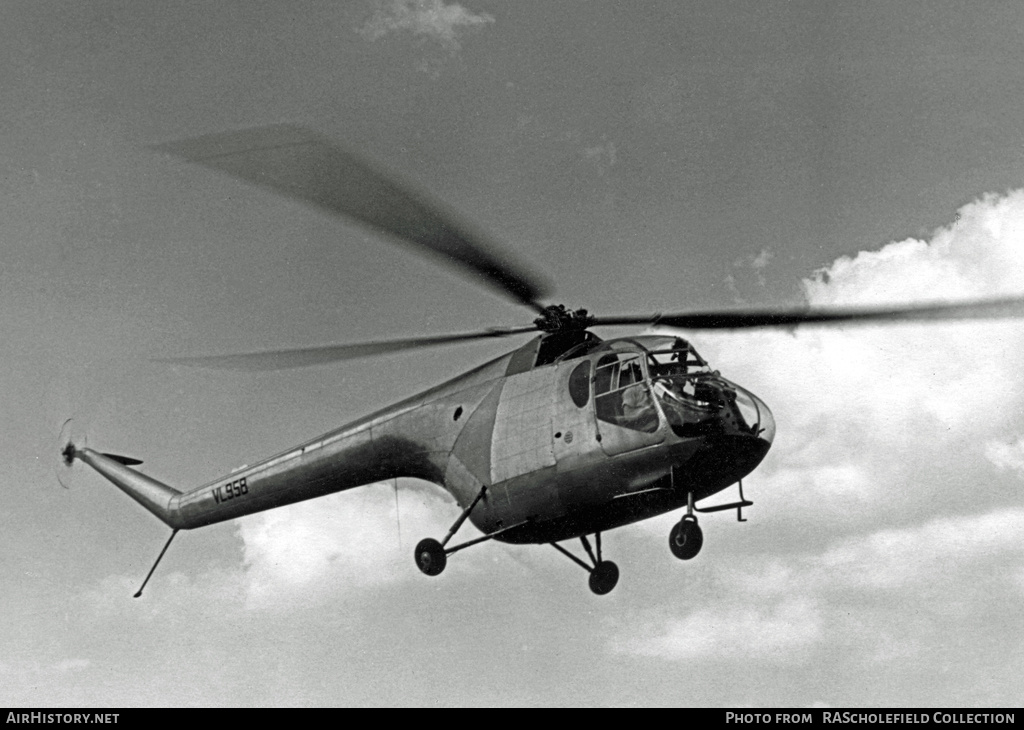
[669,490,704,561]
[669,515,703,560]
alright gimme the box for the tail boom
[72,448,185,529]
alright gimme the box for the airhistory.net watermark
[6,714,118,724]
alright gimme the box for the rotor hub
[533,305,596,334]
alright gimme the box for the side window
[594,355,619,422]
[594,354,659,433]
[568,361,591,407]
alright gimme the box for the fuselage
[147,333,775,544]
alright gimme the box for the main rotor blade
[158,326,539,371]
[592,296,1024,330]
[154,125,550,312]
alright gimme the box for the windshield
[645,339,775,442]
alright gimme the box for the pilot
[671,348,689,373]
[619,363,658,431]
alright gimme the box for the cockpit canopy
[563,335,776,443]
[505,331,774,443]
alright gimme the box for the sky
[4,0,1024,708]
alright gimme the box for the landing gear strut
[415,486,518,577]
[551,533,619,595]
[669,492,704,561]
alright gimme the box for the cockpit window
[568,361,591,407]
[646,338,711,376]
[644,338,769,438]
[551,331,603,364]
[594,353,659,433]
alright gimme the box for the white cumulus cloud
[619,597,823,662]
[236,481,461,607]
[359,0,495,52]
[614,507,1024,663]
[53,658,91,673]
[687,190,1024,527]
[619,191,1024,669]
[985,434,1024,475]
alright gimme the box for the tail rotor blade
[56,418,87,490]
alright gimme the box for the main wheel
[414,538,447,576]
[669,516,703,560]
[588,560,619,595]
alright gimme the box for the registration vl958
[211,476,248,505]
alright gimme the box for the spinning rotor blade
[154,125,550,312]
[592,295,1024,330]
[159,326,539,371]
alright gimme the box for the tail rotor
[56,418,87,489]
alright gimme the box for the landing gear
[669,515,703,560]
[669,491,704,560]
[414,538,447,576]
[415,487,625,594]
[551,533,619,595]
[415,486,518,577]
[588,560,619,595]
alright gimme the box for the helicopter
[60,125,1024,596]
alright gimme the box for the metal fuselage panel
[489,367,557,483]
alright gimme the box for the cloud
[684,190,1024,529]
[23,659,93,674]
[618,191,1024,671]
[236,481,462,607]
[985,435,1024,475]
[727,248,775,297]
[359,1,495,53]
[619,597,823,662]
[750,248,773,286]
[52,658,91,673]
[814,508,1024,590]
[0,658,94,705]
[77,485,479,615]
[751,248,773,271]
[614,507,1024,663]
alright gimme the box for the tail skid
[62,442,187,597]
